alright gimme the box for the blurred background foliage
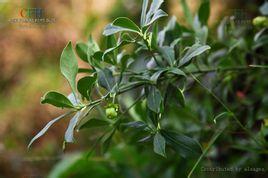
[0,0,267,177]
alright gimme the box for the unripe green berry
[105,104,119,119]
[253,16,268,27]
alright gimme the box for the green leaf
[159,46,175,67]
[91,51,103,67]
[198,0,210,26]
[28,112,71,148]
[65,111,82,143]
[78,68,94,74]
[122,121,148,130]
[103,24,125,36]
[170,38,181,48]
[41,91,74,108]
[180,0,193,27]
[161,130,202,158]
[146,9,168,27]
[79,119,110,130]
[151,22,159,49]
[77,76,96,100]
[141,0,149,26]
[103,17,141,36]
[153,132,166,157]
[60,41,78,93]
[87,35,100,63]
[103,38,134,63]
[213,112,232,124]
[179,43,210,67]
[144,0,167,27]
[97,68,116,92]
[75,42,88,62]
[106,35,117,48]
[113,17,140,32]
[176,88,185,107]
[167,68,186,77]
[102,129,116,153]
[150,69,167,83]
[147,86,162,113]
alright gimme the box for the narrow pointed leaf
[168,68,186,77]
[103,24,127,36]
[79,119,110,130]
[87,35,100,63]
[122,121,148,130]
[153,132,166,157]
[145,9,168,26]
[103,39,133,62]
[97,68,116,91]
[161,130,202,158]
[180,0,193,27]
[146,0,164,24]
[147,86,162,113]
[28,112,71,148]
[198,0,210,26]
[65,111,82,143]
[177,88,185,107]
[179,44,210,67]
[141,0,149,26]
[150,69,167,83]
[159,46,175,66]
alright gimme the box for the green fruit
[253,16,268,27]
[105,104,119,119]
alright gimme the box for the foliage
[29,0,268,177]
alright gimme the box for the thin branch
[187,126,226,178]
[190,73,263,147]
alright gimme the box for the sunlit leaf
[103,17,141,36]
[28,112,72,148]
[65,111,82,143]
[144,0,167,27]
[179,43,210,67]
[141,0,149,26]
